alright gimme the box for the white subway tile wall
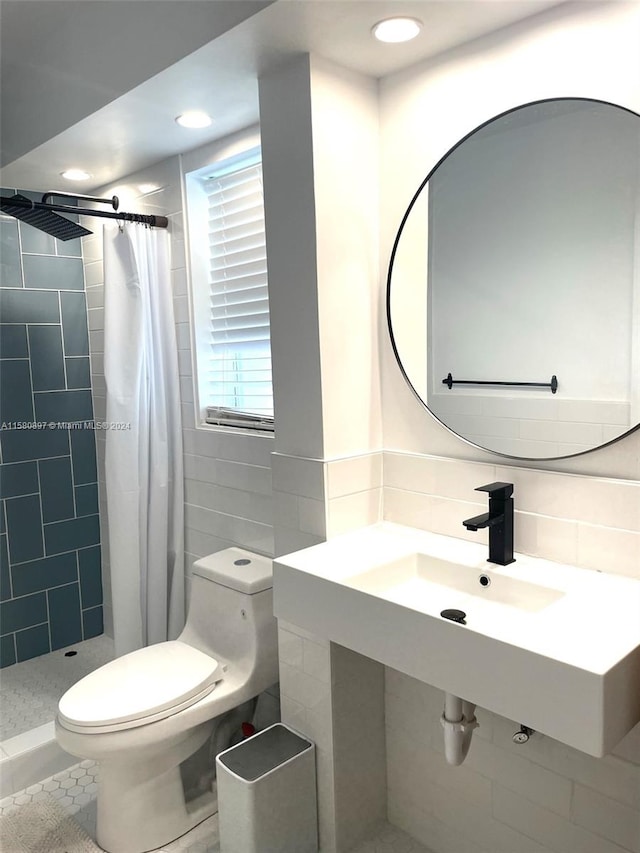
[271,451,383,556]
[383,451,640,580]
[272,453,326,557]
[331,645,386,852]
[270,444,640,852]
[431,392,632,459]
[382,450,640,853]
[326,454,383,539]
[278,621,336,851]
[278,621,387,853]
[386,670,640,853]
[325,453,383,500]
[166,183,276,580]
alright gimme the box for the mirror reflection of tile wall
[0,194,103,667]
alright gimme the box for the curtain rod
[0,193,169,231]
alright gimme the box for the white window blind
[204,157,274,430]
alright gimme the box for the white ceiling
[1,0,567,193]
[0,0,274,167]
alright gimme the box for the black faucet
[463,482,515,566]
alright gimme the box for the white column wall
[260,54,385,853]
[310,55,382,461]
[259,54,324,462]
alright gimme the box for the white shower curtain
[103,223,184,657]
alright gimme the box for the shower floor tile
[0,760,220,852]
[0,759,434,853]
[0,634,114,741]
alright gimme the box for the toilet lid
[58,641,222,730]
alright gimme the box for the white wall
[310,56,382,461]
[259,55,383,562]
[377,5,640,852]
[259,55,325,464]
[380,0,640,479]
[260,53,382,464]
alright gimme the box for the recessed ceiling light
[372,17,422,43]
[175,110,212,129]
[60,168,92,181]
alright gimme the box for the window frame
[182,127,274,435]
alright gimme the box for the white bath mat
[0,795,103,853]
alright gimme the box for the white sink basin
[342,552,564,613]
[273,522,640,756]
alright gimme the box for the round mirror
[387,98,640,460]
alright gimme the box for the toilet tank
[191,548,273,596]
[178,549,276,674]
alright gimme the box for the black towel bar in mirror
[442,373,558,393]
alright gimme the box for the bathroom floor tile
[0,760,435,853]
[0,760,221,853]
[0,634,114,740]
[0,759,99,821]
[350,821,436,853]
[158,814,220,852]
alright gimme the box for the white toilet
[55,548,279,853]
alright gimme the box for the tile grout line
[25,315,47,574]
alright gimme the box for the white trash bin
[216,723,318,853]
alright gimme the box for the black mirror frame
[386,96,640,461]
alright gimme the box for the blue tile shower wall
[0,194,103,667]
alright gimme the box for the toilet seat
[58,641,223,734]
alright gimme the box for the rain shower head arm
[41,191,120,211]
[0,193,168,241]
